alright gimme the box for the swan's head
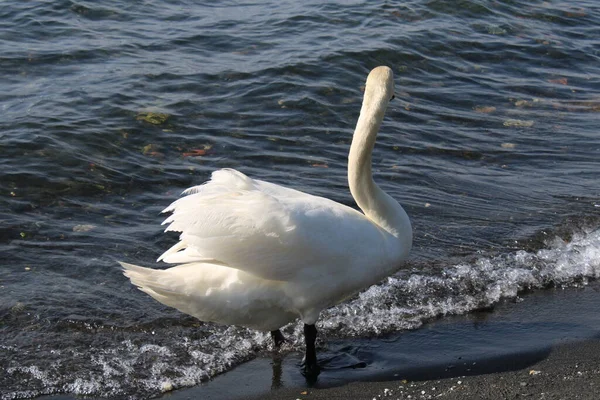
[364,66,395,105]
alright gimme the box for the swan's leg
[270,329,287,348]
[303,323,320,375]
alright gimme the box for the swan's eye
[390,95,396,101]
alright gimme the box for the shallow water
[1,1,600,399]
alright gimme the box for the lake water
[1,1,599,399]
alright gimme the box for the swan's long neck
[348,94,412,243]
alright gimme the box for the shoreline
[37,338,600,400]
[169,284,600,400]
[36,285,600,400]
[250,338,600,399]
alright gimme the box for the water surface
[1,1,600,398]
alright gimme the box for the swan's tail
[120,261,293,330]
[120,262,181,304]
[120,261,246,321]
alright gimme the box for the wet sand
[251,338,600,399]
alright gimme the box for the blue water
[1,1,600,399]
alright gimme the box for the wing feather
[159,169,389,281]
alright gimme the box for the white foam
[321,228,600,336]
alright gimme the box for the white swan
[121,66,412,374]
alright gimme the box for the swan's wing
[159,168,389,281]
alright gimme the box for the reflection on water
[271,355,283,390]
